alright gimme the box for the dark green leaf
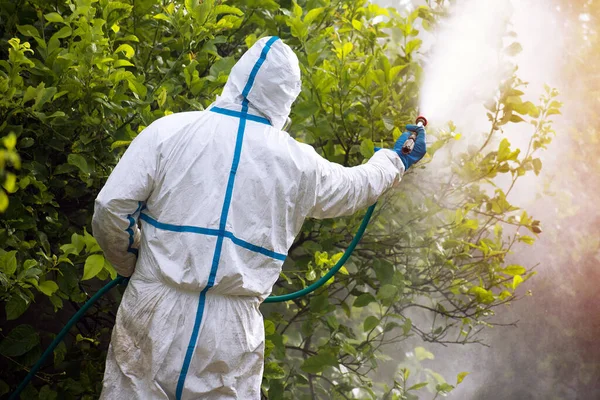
[0,325,39,357]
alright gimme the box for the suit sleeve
[304,146,405,219]
[92,126,158,277]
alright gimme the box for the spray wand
[401,116,428,155]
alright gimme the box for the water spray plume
[419,0,512,126]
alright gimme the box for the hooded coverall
[93,36,405,399]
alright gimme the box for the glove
[393,124,427,170]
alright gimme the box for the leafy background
[0,0,596,399]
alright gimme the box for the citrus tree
[0,0,557,399]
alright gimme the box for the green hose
[9,275,128,400]
[10,204,375,398]
[264,203,376,303]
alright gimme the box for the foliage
[0,0,556,399]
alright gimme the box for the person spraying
[92,36,426,400]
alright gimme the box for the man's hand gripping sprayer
[402,116,428,155]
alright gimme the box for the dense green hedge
[0,0,558,398]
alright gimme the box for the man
[93,36,426,399]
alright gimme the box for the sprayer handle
[401,135,417,154]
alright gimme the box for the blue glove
[393,124,427,170]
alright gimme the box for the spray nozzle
[401,116,428,155]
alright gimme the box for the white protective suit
[93,36,405,400]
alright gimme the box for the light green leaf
[518,235,535,245]
[67,153,91,174]
[415,346,434,361]
[51,26,72,40]
[512,274,524,290]
[457,371,470,384]
[44,12,64,23]
[111,140,132,151]
[363,316,379,332]
[304,8,324,25]
[83,254,105,281]
[360,139,375,158]
[264,320,276,335]
[436,382,455,394]
[38,280,59,296]
[291,0,302,18]
[376,284,398,301]
[114,59,135,68]
[1,250,17,276]
[153,13,171,22]
[115,44,135,58]
[263,362,286,379]
[17,25,40,38]
[214,5,243,16]
[503,265,526,276]
[408,382,429,391]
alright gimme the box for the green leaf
[503,265,526,276]
[214,5,243,16]
[518,235,535,245]
[0,250,17,276]
[360,139,375,158]
[304,8,324,25]
[0,191,8,212]
[403,318,412,335]
[512,274,524,290]
[291,0,302,18]
[436,382,455,394]
[0,325,39,357]
[457,371,469,384]
[17,25,40,38]
[263,362,286,379]
[114,60,135,68]
[115,44,135,58]
[67,153,91,174]
[406,39,422,54]
[153,13,171,22]
[376,284,398,301]
[38,280,59,296]
[300,349,337,373]
[264,320,276,335]
[363,316,379,332]
[44,12,64,23]
[407,382,428,391]
[127,76,147,98]
[414,346,434,361]
[353,293,376,307]
[53,341,66,366]
[111,140,132,150]
[83,254,105,281]
[51,26,72,40]
[532,158,542,176]
[509,114,525,123]
[5,294,29,320]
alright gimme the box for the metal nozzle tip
[416,116,428,126]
